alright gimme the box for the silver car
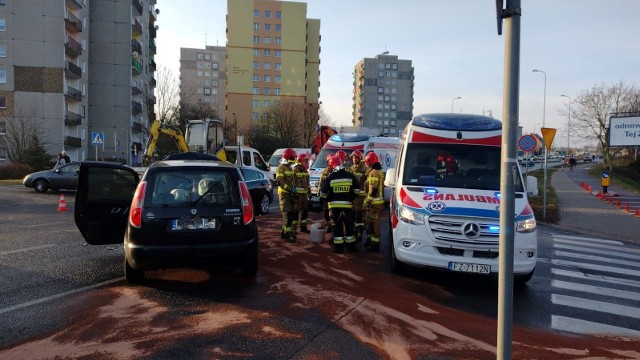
[22,162,81,193]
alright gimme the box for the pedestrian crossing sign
[91,132,104,145]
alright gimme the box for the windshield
[403,143,524,192]
[268,155,281,167]
[148,169,240,207]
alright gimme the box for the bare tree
[263,99,304,147]
[155,65,181,125]
[0,108,50,163]
[564,80,639,169]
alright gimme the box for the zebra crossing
[549,234,640,338]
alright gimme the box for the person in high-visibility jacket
[276,148,298,242]
[319,153,337,232]
[321,155,360,253]
[350,150,368,242]
[292,153,310,233]
[363,152,385,252]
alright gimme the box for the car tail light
[129,181,147,228]
[239,181,254,225]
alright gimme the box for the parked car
[23,162,82,193]
[583,152,592,162]
[239,166,273,215]
[73,159,259,283]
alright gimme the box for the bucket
[310,222,325,244]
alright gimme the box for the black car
[74,159,259,283]
[239,167,273,215]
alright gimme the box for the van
[268,148,311,179]
[308,133,400,206]
[583,152,592,162]
[225,146,271,180]
[384,113,538,283]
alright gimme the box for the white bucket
[310,223,325,244]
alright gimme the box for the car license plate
[448,262,491,274]
[171,218,216,231]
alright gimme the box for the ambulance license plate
[448,262,491,274]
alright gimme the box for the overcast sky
[154,0,639,146]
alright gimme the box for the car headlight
[516,217,536,233]
[398,204,424,225]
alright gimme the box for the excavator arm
[143,121,189,164]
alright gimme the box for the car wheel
[33,179,49,193]
[515,268,535,286]
[124,257,144,284]
[257,192,271,215]
[240,234,259,278]
[388,238,406,274]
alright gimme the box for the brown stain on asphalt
[1,212,640,359]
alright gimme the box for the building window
[197,53,203,60]
[263,88,270,95]
[197,88,203,94]
[252,74,259,82]
[275,37,281,45]
[275,11,282,18]
[378,95,383,101]
[204,88,211,94]
[0,18,5,31]
[204,63,211,68]
[263,37,271,44]
[275,63,281,70]
[212,63,219,69]
[384,120,389,125]
[197,70,203,76]
[212,80,218,86]
[212,71,218,78]
[253,10,260,17]
[253,23,260,30]
[252,100,259,108]
[377,104,383,109]
[275,50,281,57]
[0,44,5,57]
[378,63,384,69]
[264,49,271,56]
[274,76,281,83]
[390,128,396,134]
[253,49,259,56]
[204,71,210,77]
[392,63,398,70]
[81,105,85,117]
[377,120,382,125]
[0,69,5,83]
[264,10,271,18]
[263,62,271,69]
[377,87,384,94]
[197,62,202,68]
[0,120,5,134]
[377,112,383,118]
[253,36,260,43]
[263,100,270,108]
[274,88,281,95]
[253,62,259,69]
[275,24,281,31]
[385,63,391,69]
[252,112,259,120]
[252,87,260,94]
[205,54,211,60]
[378,71,384,77]
[264,23,271,31]
[205,79,211,85]
[204,97,210,102]
[263,75,270,82]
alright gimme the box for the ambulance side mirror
[384,167,396,188]
[525,176,538,196]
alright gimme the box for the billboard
[609,116,640,146]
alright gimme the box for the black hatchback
[74,159,259,283]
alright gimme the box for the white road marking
[553,243,640,261]
[0,244,56,256]
[552,294,640,320]
[552,234,624,245]
[552,268,640,288]
[0,278,123,314]
[552,280,640,302]
[552,238,640,255]
[551,315,640,338]
[551,259,640,277]
[554,250,640,268]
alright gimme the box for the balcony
[149,23,157,38]
[64,136,82,148]
[131,122,144,132]
[131,100,143,115]
[131,18,142,36]
[132,0,143,15]
[131,81,142,95]
[65,0,84,10]
[148,94,156,105]
[64,36,83,57]
[149,40,156,55]
[64,61,82,79]
[131,39,142,56]
[65,11,82,33]
[149,76,156,88]
[131,57,143,75]
[65,86,82,102]
[64,111,82,126]
[149,59,156,72]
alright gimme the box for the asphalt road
[1,185,639,359]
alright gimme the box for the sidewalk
[549,163,640,244]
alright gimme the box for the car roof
[148,159,236,169]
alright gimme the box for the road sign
[518,134,537,152]
[541,127,556,150]
[91,132,104,145]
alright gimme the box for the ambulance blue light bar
[329,133,371,142]
[412,113,502,131]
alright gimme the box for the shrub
[0,162,34,180]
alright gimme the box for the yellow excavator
[143,118,227,165]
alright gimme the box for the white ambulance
[308,133,400,206]
[384,113,538,283]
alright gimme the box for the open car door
[74,162,140,245]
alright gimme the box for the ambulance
[308,133,400,206]
[384,113,538,283]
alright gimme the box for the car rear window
[147,168,240,207]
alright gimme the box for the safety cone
[57,194,68,212]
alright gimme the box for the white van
[268,148,311,179]
[384,113,538,283]
[225,146,270,180]
[308,133,400,206]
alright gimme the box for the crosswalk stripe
[552,294,640,320]
[552,280,640,301]
[552,268,640,289]
[552,238,640,255]
[551,315,640,338]
[551,259,640,277]
[554,250,640,269]
[552,234,623,245]
[553,243,640,261]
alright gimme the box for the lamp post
[561,94,571,155]
[533,69,548,219]
[450,96,461,113]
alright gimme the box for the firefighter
[321,155,360,253]
[363,152,385,252]
[276,148,298,242]
[319,153,337,232]
[293,153,310,233]
[335,149,350,168]
[350,150,368,242]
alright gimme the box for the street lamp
[450,96,461,113]
[561,94,571,155]
[533,69,548,218]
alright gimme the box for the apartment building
[352,53,414,136]
[179,46,227,121]
[0,0,157,166]
[226,0,320,135]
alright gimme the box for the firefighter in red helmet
[276,148,298,242]
[319,154,337,232]
[363,151,385,252]
[292,153,310,233]
[350,150,368,242]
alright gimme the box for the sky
[154,0,640,147]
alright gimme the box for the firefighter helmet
[335,150,348,162]
[328,154,342,169]
[350,150,363,159]
[282,148,297,161]
[364,152,379,166]
[296,153,308,163]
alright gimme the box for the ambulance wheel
[388,241,406,274]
